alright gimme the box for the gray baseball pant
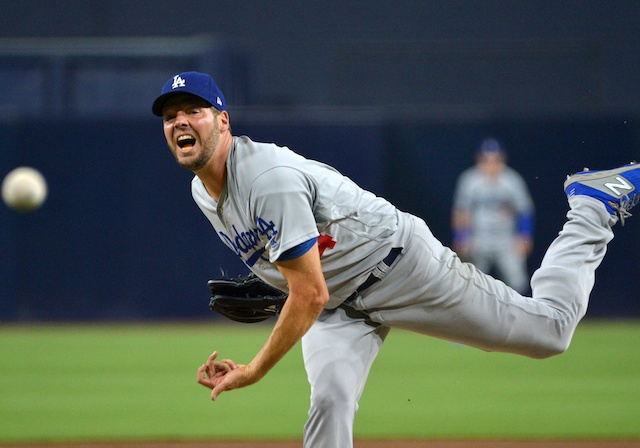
[302,197,613,448]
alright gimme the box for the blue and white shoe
[564,162,640,225]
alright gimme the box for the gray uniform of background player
[194,135,613,448]
[452,162,534,292]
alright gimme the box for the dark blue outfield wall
[0,116,638,321]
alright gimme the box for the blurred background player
[451,137,535,293]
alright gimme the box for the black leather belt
[347,247,402,301]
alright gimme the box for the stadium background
[1,0,639,321]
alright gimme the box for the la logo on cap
[171,75,186,90]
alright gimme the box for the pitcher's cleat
[564,162,640,225]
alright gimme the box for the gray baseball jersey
[191,135,401,308]
[453,165,534,248]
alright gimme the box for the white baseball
[1,167,48,212]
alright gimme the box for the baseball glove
[208,273,288,323]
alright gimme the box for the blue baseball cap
[477,137,504,155]
[152,71,226,116]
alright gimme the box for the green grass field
[0,320,638,444]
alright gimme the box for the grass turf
[0,320,638,443]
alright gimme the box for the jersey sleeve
[509,172,535,237]
[511,174,535,215]
[249,165,320,262]
[452,169,474,212]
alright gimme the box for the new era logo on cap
[152,71,226,116]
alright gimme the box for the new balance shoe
[564,162,640,225]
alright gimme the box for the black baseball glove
[208,273,288,323]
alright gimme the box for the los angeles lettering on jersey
[218,217,278,266]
